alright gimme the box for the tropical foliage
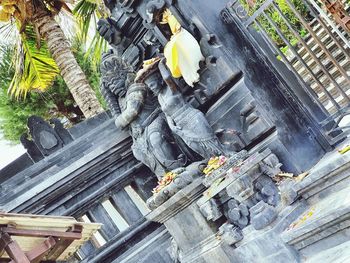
[0,0,105,118]
[241,0,309,47]
[0,41,104,143]
[9,26,59,98]
[73,0,108,68]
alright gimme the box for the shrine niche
[99,0,328,175]
[21,116,73,161]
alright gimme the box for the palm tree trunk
[32,9,104,118]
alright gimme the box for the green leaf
[8,25,59,99]
[74,0,107,68]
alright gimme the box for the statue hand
[115,116,126,130]
[158,58,178,91]
[158,58,171,81]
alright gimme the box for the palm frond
[0,22,17,44]
[74,0,107,69]
[73,0,99,42]
[85,29,108,70]
[9,26,59,99]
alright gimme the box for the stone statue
[138,58,227,159]
[100,49,135,116]
[100,51,187,178]
[98,0,161,69]
[98,0,226,180]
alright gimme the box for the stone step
[282,186,350,257]
[293,143,350,200]
[304,240,350,263]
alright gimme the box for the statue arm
[115,83,147,129]
[158,58,178,91]
[100,81,121,117]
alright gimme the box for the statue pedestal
[146,178,234,263]
[147,149,286,263]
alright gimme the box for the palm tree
[0,0,105,118]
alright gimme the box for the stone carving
[27,116,63,154]
[253,176,280,207]
[197,149,281,233]
[27,117,67,155]
[169,238,181,263]
[100,49,135,116]
[98,0,161,68]
[20,133,44,163]
[97,18,124,49]
[249,201,278,230]
[199,198,223,222]
[145,0,165,23]
[225,199,250,229]
[147,161,206,209]
[20,116,73,162]
[98,0,262,213]
[50,118,73,145]
[217,223,243,246]
[202,151,249,187]
[100,51,186,178]
[141,58,226,159]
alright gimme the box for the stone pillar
[147,178,234,263]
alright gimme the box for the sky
[0,132,25,170]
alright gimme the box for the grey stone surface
[305,240,350,263]
[147,178,205,223]
[218,223,243,246]
[282,187,350,249]
[250,201,277,230]
[293,148,350,200]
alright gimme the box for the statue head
[135,58,163,95]
[100,49,135,97]
[144,72,163,95]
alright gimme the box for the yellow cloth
[162,9,204,87]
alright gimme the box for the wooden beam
[0,227,82,240]
[26,236,56,263]
[1,233,30,263]
[46,224,83,260]
[0,232,10,258]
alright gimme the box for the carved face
[144,72,162,95]
[101,50,135,96]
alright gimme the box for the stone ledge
[282,187,350,250]
[181,235,231,263]
[293,150,350,199]
[305,240,350,263]
[146,178,205,223]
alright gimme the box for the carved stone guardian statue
[100,51,187,179]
